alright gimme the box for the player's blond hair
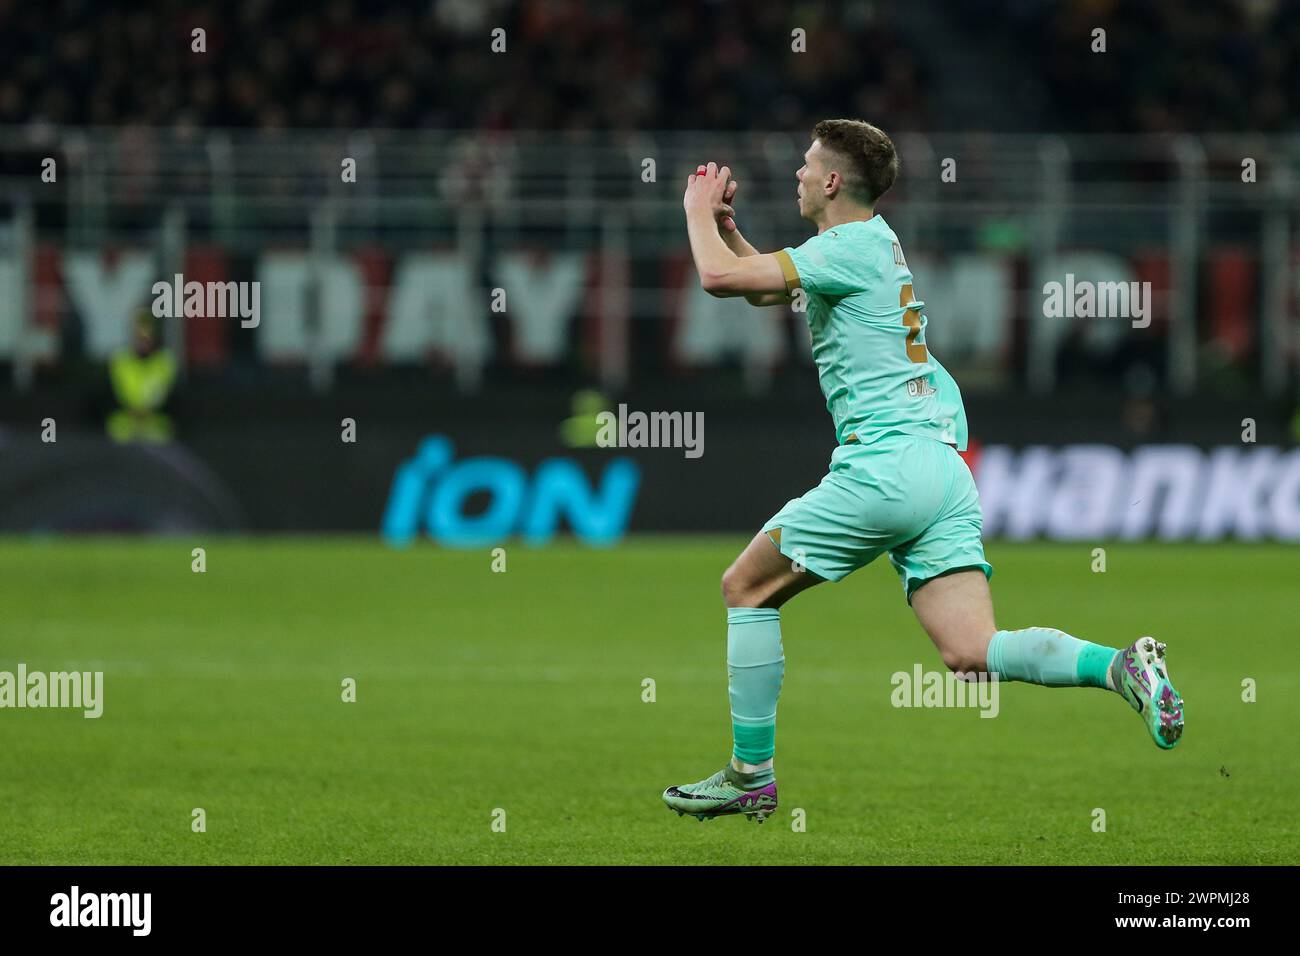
[812,119,899,205]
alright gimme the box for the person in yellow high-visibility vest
[107,311,177,443]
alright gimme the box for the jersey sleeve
[775,229,875,297]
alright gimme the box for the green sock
[986,627,1117,689]
[727,607,784,765]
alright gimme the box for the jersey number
[899,284,928,363]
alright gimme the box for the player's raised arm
[683,163,789,300]
[714,177,792,307]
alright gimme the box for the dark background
[1,0,1297,535]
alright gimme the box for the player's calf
[912,569,997,676]
[911,570,1184,749]
[661,531,811,822]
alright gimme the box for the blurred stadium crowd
[989,0,1299,134]
[0,0,927,132]
[0,0,1290,135]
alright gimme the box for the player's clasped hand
[685,162,738,232]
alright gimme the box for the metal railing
[1,128,1297,394]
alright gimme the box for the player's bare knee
[722,578,766,609]
[720,564,752,607]
[721,565,781,609]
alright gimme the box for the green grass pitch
[0,536,1295,865]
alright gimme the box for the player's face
[796,140,827,221]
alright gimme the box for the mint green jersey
[775,215,969,451]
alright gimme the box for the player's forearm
[722,227,762,258]
[686,206,740,289]
[685,202,789,298]
[721,230,784,305]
